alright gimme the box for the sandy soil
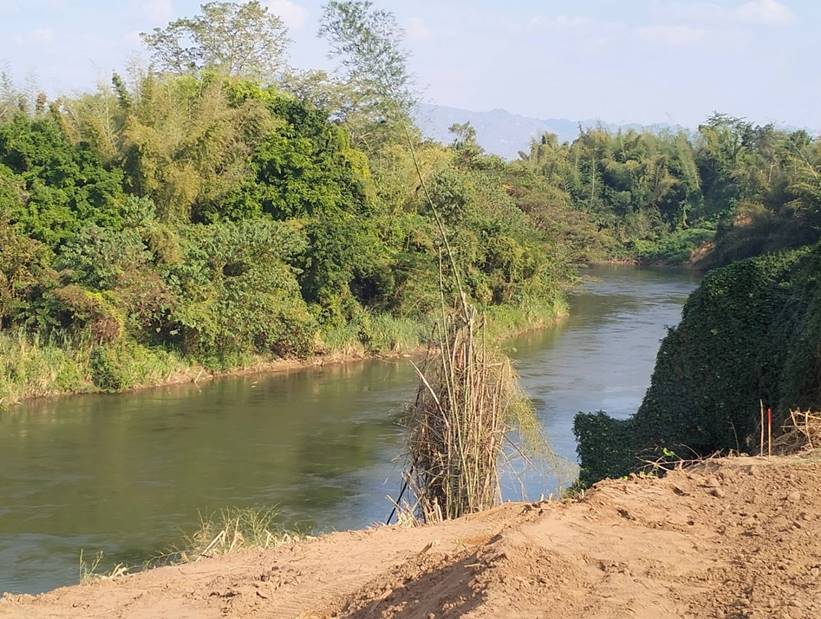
[2,453,819,618]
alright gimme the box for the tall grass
[0,330,190,409]
[483,295,568,342]
[406,306,533,521]
[76,507,302,583]
[320,312,428,356]
[0,331,91,408]
[401,127,553,523]
[161,508,303,564]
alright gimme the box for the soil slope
[2,453,819,618]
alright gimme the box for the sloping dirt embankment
[2,453,819,618]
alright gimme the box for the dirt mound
[2,453,819,618]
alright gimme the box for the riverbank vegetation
[0,2,576,406]
[1,1,819,409]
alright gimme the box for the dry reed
[405,304,531,523]
[399,125,552,524]
[772,409,821,454]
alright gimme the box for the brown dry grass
[773,409,821,454]
[405,305,528,523]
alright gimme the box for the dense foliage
[517,114,820,265]
[0,68,578,402]
[574,243,821,485]
[1,0,819,412]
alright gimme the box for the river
[0,265,699,594]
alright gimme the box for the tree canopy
[141,1,290,80]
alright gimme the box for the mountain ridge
[414,103,683,159]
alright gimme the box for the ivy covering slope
[574,243,821,485]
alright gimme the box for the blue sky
[1,0,819,129]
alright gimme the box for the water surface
[0,265,699,594]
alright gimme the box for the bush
[90,341,186,392]
[631,227,715,264]
[0,116,125,247]
[0,219,56,327]
[167,219,315,362]
[50,285,124,344]
[573,413,637,487]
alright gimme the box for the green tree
[319,0,415,150]
[0,115,125,247]
[141,1,290,81]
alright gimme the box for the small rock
[787,491,801,502]
[709,487,726,498]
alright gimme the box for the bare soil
[2,453,819,618]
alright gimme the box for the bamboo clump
[405,304,529,523]
[399,125,553,524]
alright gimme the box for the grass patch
[483,296,567,342]
[319,312,428,356]
[0,330,190,409]
[89,340,189,392]
[168,507,305,563]
[79,549,128,584]
[77,507,306,584]
[0,331,92,408]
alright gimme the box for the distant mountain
[414,103,682,160]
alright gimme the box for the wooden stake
[760,400,765,456]
[767,407,773,458]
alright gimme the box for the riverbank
[3,452,818,618]
[0,297,568,409]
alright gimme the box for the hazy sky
[1,0,819,129]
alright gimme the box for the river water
[0,265,699,594]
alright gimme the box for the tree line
[0,2,579,400]
[0,0,818,402]
[518,114,820,265]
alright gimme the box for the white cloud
[14,27,54,45]
[527,15,590,32]
[265,0,308,30]
[649,0,795,27]
[735,0,795,25]
[639,25,706,46]
[406,17,431,41]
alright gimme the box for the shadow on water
[0,265,699,594]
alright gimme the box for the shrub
[167,219,315,362]
[631,227,715,264]
[0,115,125,247]
[90,340,186,392]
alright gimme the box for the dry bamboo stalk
[768,407,772,458]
